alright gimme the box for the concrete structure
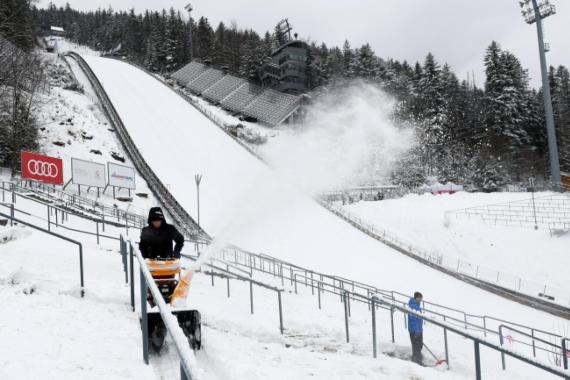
[260,40,309,94]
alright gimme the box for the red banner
[21,151,64,185]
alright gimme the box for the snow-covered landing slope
[80,55,567,334]
[0,227,154,380]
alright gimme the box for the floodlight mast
[519,0,561,189]
[185,4,193,60]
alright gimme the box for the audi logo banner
[21,151,64,185]
[71,158,106,188]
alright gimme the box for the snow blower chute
[145,259,201,352]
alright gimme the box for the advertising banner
[21,151,64,185]
[71,158,106,188]
[108,162,136,189]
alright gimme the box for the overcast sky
[40,0,570,88]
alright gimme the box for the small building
[260,40,309,95]
[50,26,65,36]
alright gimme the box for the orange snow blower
[146,259,201,352]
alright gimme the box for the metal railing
[2,179,145,229]
[122,238,200,379]
[0,211,84,297]
[209,245,569,363]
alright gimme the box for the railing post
[277,291,284,335]
[226,265,230,298]
[343,291,350,343]
[79,243,84,298]
[474,341,482,380]
[96,221,100,245]
[444,327,449,368]
[390,306,395,343]
[530,329,536,358]
[499,325,506,370]
[317,282,322,310]
[140,267,149,364]
[130,244,135,311]
[562,338,568,370]
[371,297,377,358]
[249,280,254,314]
[47,205,51,231]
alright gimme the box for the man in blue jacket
[408,291,424,365]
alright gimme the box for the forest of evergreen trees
[2,1,570,189]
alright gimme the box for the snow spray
[189,81,415,266]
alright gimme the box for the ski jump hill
[64,52,568,346]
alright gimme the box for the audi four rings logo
[27,160,59,178]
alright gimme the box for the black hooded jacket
[139,207,184,259]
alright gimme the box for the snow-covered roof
[50,26,65,33]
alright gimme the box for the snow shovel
[423,343,446,366]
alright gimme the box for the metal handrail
[132,242,200,379]
[376,297,570,380]
[0,211,84,297]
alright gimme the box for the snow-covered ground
[341,192,570,292]
[0,225,154,380]
[78,55,568,338]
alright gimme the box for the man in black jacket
[139,207,184,259]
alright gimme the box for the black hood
[147,207,166,225]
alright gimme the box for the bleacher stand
[170,60,303,127]
[170,61,208,86]
[187,68,224,94]
[219,83,264,114]
[202,75,246,103]
[241,89,301,126]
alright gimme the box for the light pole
[519,0,561,189]
[194,174,202,225]
[185,3,193,60]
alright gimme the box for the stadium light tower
[519,0,561,188]
[185,3,193,60]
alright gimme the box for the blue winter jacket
[408,298,423,334]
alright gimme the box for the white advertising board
[71,158,106,188]
[108,162,136,189]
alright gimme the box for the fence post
[444,327,449,368]
[562,338,568,370]
[79,243,84,298]
[277,291,284,335]
[499,325,506,370]
[317,282,321,310]
[47,205,51,231]
[390,305,395,343]
[129,244,135,311]
[371,296,377,358]
[474,341,482,380]
[249,280,254,314]
[343,291,350,343]
[96,222,100,245]
[531,329,536,357]
[140,268,149,364]
[226,265,230,298]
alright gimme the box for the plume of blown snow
[261,81,415,195]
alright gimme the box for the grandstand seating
[171,60,303,126]
[170,61,208,85]
[202,75,246,103]
[187,68,224,94]
[241,89,301,126]
[219,82,264,113]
